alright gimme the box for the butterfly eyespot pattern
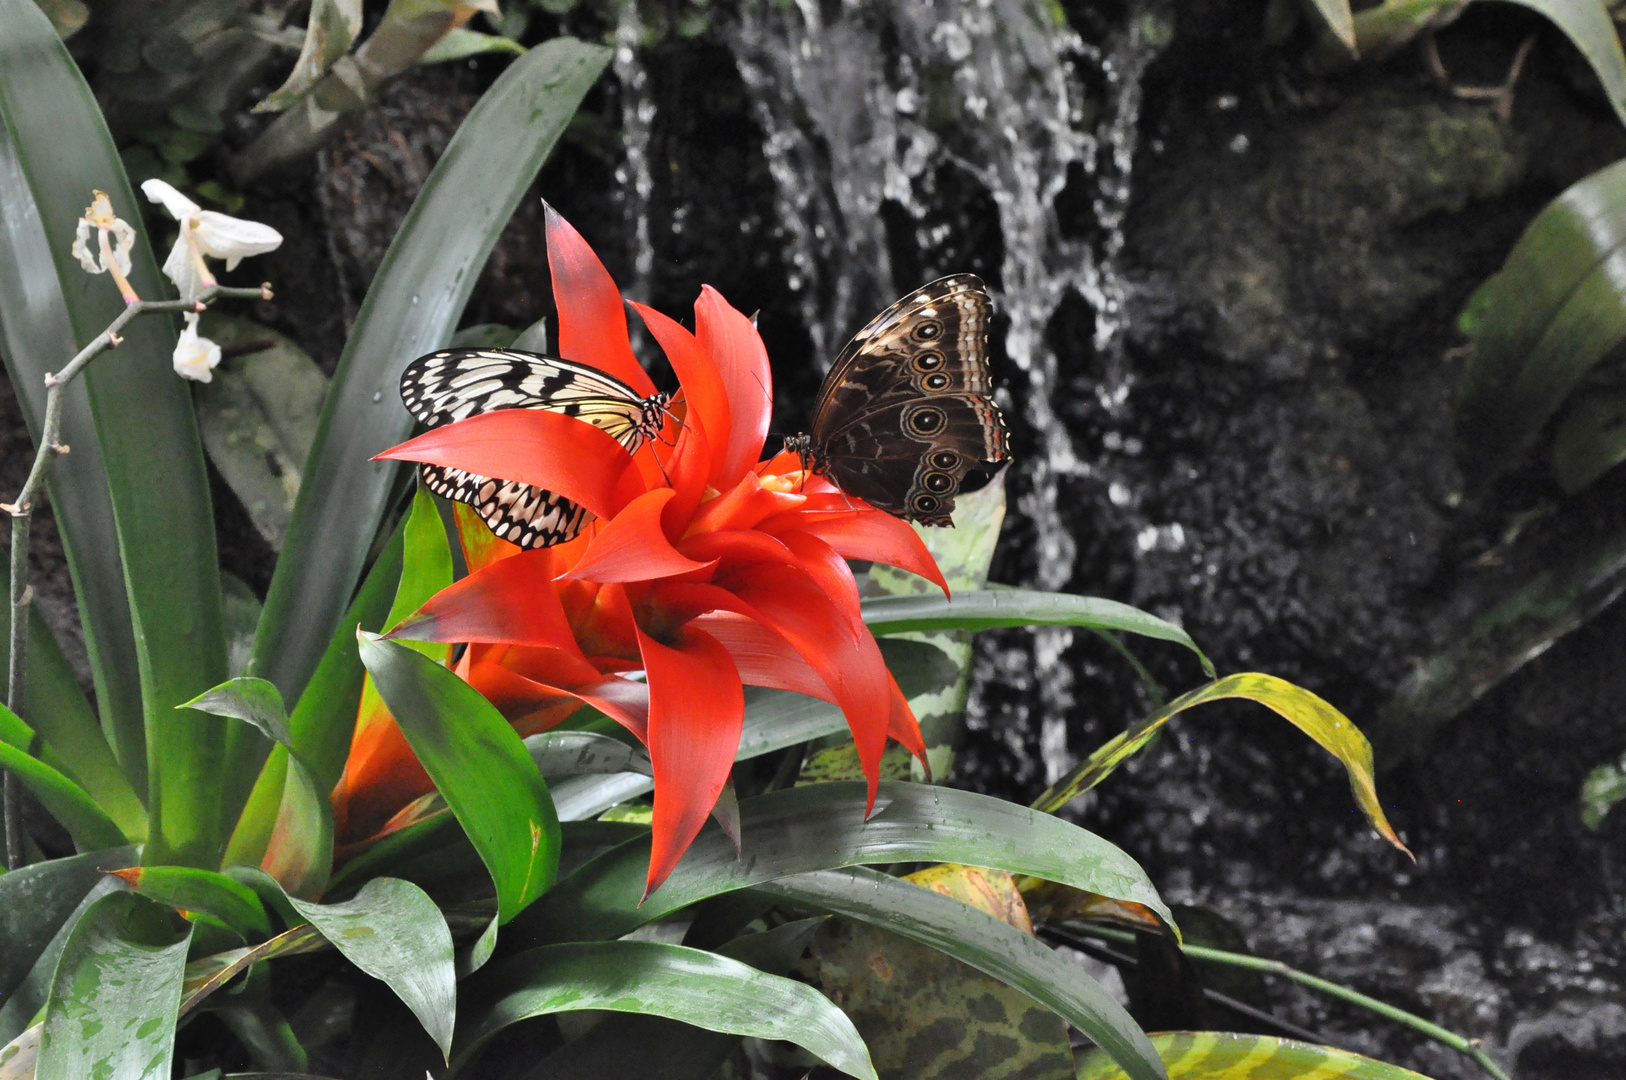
[398,348,668,548]
[789,274,1011,525]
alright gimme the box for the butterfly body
[792,274,1009,525]
[399,348,668,548]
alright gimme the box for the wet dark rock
[1132,89,1525,380]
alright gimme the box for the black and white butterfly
[787,274,1009,525]
[399,349,669,548]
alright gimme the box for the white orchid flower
[141,179,282,302]
[172,311,222,382]
[71,190,139,303]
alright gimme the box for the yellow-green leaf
[1076,1031,1430,1079]
[1035,673,1410,857]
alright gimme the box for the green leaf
[0,562,146,839]
[1075,1031,1429,1079]
[212,1000,307,1073]
[288,878,455,1061]
[862,589,1214,677]
[1306,0,1355,49]
[1552,387,1626,493]
[177,924,327,1019]
[253,0,363,113]
[260,754,334,900]
[0,846,136,1005]
[512,780,1171,947]
[806,915,1075,1080]
[764,867,1163,1080]
[858,473,1007,778]
[192,314,329,551]
[454,941,877,1079]
[36,891,191,1080]
[1457,157,1626,481]
[187,678,332,896]
[0,40,145,802]
[524,919,828,1080]
[1505,0,1626,129]
[0,704,126,851]
[181,678,292,747]
[387,485,454,655]
[253,37,612,709]
[1034,673,1410,859]
[1582,749,1626,829]
[0,877,123,1046]
[358,634,559,922]
[110,866,275,940]
[526,731,651,778]
[419,27,526,64]
[0,0,231,868]
[224,520,403,871]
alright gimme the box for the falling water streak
[722,0,1167,786]
[726,0,901,361]
[613,2,657,308]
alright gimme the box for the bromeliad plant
[0,2,1453,1079]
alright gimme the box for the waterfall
[617,0,1169,786]
[613,0,657,309]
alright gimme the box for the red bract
[353,207,947,895]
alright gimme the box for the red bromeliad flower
[337,208,949,894]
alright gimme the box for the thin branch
[1070,923,1514,1080]
[3,282,270,868]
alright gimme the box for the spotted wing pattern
[804,275,1009,525]
[399,348,666,548]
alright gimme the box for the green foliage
[358,635,561,923]
[1458,158,1626,486]
[0,5,1440,1076]
[36,891,191,1080]
[288,878,456,1060]
[455,941,879,1079]
[251,37,613,708]
[1077,1031,1433,1079]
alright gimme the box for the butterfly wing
[399,348,659,547]
[811,276,1009,523]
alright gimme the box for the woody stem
[4,283,266,868]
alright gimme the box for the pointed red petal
[464,657,584,735]
[677,529,796,571]
[637,623,744,895]
[660,418,712,542]
[388,548,585,657]
[725,565,891,810]
[376,409,647,523]
[331,677,424,842]
[764,511,949,597]
[686,472,804,536]
[470,654,650,742]
[545,204,655,397]
[695,286,771,487]
[631,301,730,458]
[689,611,836,701]
[566,488,717,583]
[773,531,864,625]
[660,566,891,810]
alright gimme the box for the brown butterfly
[787,274,1010,525]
